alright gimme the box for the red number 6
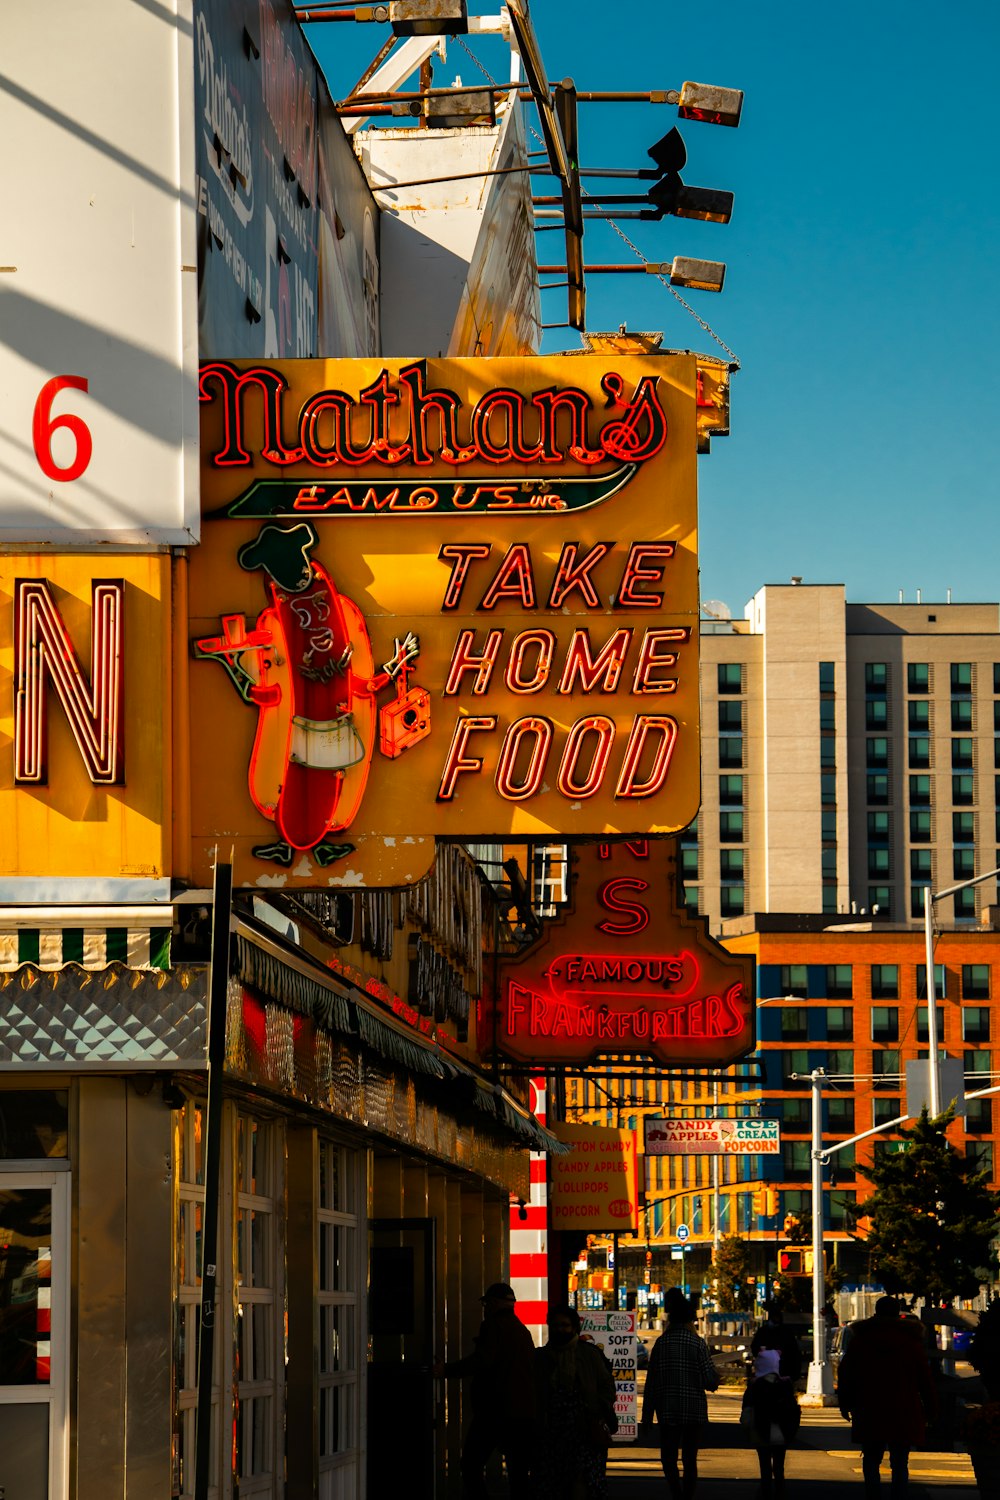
[32,375,93,482]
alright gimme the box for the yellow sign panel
[191,355,701,886]
[0,554,170,886]
[550,1124,640,1233]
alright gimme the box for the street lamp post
[806,1068,834,1402]
[924,865,1000,1116]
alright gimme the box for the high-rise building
[694,584,1000,933]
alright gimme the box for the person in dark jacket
[532,1304,618,1500]
[837,1296,937,1499]
[639,1291,719,1499]
[444,1281,537,1499]
[751,1305,803,1384]
[741,1346,800,1498]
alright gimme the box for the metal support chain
[454,36,741,367]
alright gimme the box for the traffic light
[643,128,734,224]
[778,1249,801,1275]
[752,1187,766,1215]
[765,1189,779,1216]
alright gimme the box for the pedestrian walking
[837,1296,937,1500]
[532,1304,618,1500]
[740,1346,800,1498]
[751,1304,803,1383]
[443,1281,537,1498]
[639,1290,720,1500]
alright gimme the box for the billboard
[0,3,199,543]
[493,839,755,1068]
[550,1125,639,1232]
[189,354,703,885]
[644,1117,780,1156]
[0,556,172,899]
[194,0,379,359]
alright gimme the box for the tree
[853,1107,1000,1305]
[713,1234,753,1312]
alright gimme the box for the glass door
[0,1172,69,1499]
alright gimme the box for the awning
[233,916,564,1152]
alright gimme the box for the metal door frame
[0,1168,70,1499]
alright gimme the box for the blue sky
[307,1,1000,616]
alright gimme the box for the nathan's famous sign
[492,840,755,1069]
[190,356,713,887]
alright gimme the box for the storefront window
[319,1139,362,1479]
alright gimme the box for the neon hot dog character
[196,522,428,866]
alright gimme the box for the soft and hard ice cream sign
[190,356,703,886]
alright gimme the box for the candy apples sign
[190,355,712,886]
[492,840,755,1069]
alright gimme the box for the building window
[867,811,890,843]
[868,775,890,805]
[822,773,837,806]
[951,699,973,731]
[827,1097,855,1133]
[952,738,974,770]
[963,1008,991,1043]
[910,886,927,918]
[951,662,973,695]
[318,1140,362,1477]
[871,965,899,999]
[719,774,744,805]
[966,1099,993,1134]
[908,700,930,731]
[955,886,976,919]
[825,1008,853,1042]
[718,662,742,694]
[953,847,975,879]
[867,738,889,769]
[826,966,853,999]
[995,701,1000,732]
[780,1008,809,1040]
[995,663,1000,694]
[908,662,929,694]
[782,1051,810,1087]
[908,737,931,768]
[965,1048,992,1077]
[916,1007,929,1043]
[962,965,991,999]
[718,700,743,732]
[872,1049,901,1088]
[825,1049,853,1076]
[871,1007,899,1043]
[909,774,931,806]
[868,886,891,915]
[721,849,744,878]
[821,699,837,731]
[822,811,837,841]
[780,965,809,998]
[719,737,743,768]
[953,774,975,805]
[868,848,890,877]
[873,1097,902,1127]
[720,885,745,917]
[782,1142,811,1178]
[866,700,888,730]
[719,811,744,842]
[822,848,838,877]
[966,1142,994,1175]
[916,964,946,1000]
[683,885,699,914]
[910,810,932,842]
[781,1097,809,1128]
[910,849,932,880]
[680,846,699,877]
[820,736,836,768]
[822,885,838,914]
[819,661,835,693]
[865,662,888,692]
[954,812,975,843]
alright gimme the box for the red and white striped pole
[509,1076,549,1345]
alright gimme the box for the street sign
[676,1223,690,1242]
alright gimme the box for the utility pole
[805,1068,834,1403]
[923,865,1000,1116]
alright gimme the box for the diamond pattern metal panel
[0,963,208,1066]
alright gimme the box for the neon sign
[14,578,124,785]
[190,355,708,883]
[493,840,755,1069]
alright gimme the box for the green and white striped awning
[0,908,171,972]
